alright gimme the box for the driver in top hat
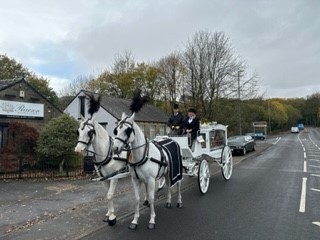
[167,103,184,135]
[184,108,200,146]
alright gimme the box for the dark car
[246,132,265,140]
[228,135,255,155]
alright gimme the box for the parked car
[228,135,255,155]
[246,132,266,140]
[298,123,304,130]
[291,126,299,133]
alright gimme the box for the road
[81,128,320,240]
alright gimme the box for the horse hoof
[103,216,109,223]
[177,202,183,208]
[143,200,150,207]
[165,202,171,208]
[108,218,117,226]
[128,223,138,230]
[148,223,155,230]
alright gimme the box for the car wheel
[252,145,256,151]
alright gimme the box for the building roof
[0,78,23,91]
[0,78,62,113]
[81,90,169,123]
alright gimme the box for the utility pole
[268,99,271,135]
[238,70,242,135]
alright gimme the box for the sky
[0,0,319,99]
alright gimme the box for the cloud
[0,0,319,98]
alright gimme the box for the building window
[100,122,108,130]
[79,96,85,118]
[159,126,165,136]
[149,125,156,140]
[138,123,145,135]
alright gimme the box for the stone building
[0,78,62,149]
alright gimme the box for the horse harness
[114,120,168,180]
[78,120,128,181]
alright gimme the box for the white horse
[113,112,183,230]
[75,116,128,226]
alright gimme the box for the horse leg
[165,175,172,208]
[146,179,156,229]
[176,181,182,208]
[102,181,110,222]
[142,182,149,206]
[128,178,141,230]
[105,179,118,226]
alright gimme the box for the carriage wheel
[221,146,233,181]
[198,160,210,194]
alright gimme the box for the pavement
[0,140,273,240]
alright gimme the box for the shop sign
[0,100,44,119]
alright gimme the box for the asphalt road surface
[81,128,320,240]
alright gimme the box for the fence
[0,154,94,179]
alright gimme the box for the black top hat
[173,103,179,109]
[188,108,196,114]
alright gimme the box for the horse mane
[88,94,101,117]
[130,89,148,113]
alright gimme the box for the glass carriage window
[211,130,225,149]
[200,133,206,148]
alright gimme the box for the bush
[36,114,79,169]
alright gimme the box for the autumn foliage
[0,121,38,172]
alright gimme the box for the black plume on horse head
[88,94,101,117]
[130,89,148,113]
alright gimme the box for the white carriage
[155,122,233,194]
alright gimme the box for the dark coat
[167,112,184,135]
[184,116,200,140]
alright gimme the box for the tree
[0,54,30,79]
[112,50,135,74]
[59,74,95,97]
[0,54,59,105]
[156,53,186,109]
[303,93,320,126]
[36,114,79,172]
[180,31,258,121]
[28,74,59,105]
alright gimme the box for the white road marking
[299,177,307,213]
[312,222,320,227]
[309,165,320,169]
[273,137,281,144]
[309,159,320,162]
[311,174,320,177]
[304,152,307,159]
[304,161,307,172]
[310,188,320,192]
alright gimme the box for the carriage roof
[200,122,228,133]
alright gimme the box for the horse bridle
[77,119,115,169]
[77,119,96,146]
[113,119,136,150]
